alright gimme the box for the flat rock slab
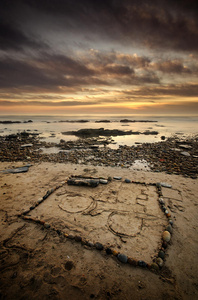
[1,165,31,174]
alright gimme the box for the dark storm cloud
[0,54,107,92]
[21,0,198,52]
[0,20,45,51]
[1,0,198,53]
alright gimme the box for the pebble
[166,224,173,234]
[87,241,94,247]
[159,198,165,204]
[169,220,174,226]
[181,151,190,157]
[65,260,74,271]
[113,176,122,180]
[99,179,108,184]
[75,236,82,242]
[162,231,171,242]
[156,257,163,267]
[127,257,138,266]
[95,242,103,250]
[106,248,112,255]
[162,241,168,249]
[44,223,50,229]
[67,234,75,240]
[151,263,159,271]
[158,251,165,259]
[160,182,172,188]
[125,179,131,183]
[112,250,118,256]
[117,253,128,263]
[138,260,147,268]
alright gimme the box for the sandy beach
[0,160,198,300]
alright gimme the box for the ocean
[0,115,197,149]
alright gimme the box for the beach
[0,118,198,299]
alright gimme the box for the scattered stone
[162,241,168,249]
[138,260,147,268]
[166,225,173,234]
[162,231,171,242]
[99,179,108,184]
[113,176,122,180]
[106,248,112,255]
[127,257,138,266]
[44,223,51,229]
[68,234,75,240]
[169,220,174,226]
[160,182,172,188]
[125,179,131,183]
[161,136,166,140]
[95,242,103,250]
[158,251,165,259]
[151,263,159,271]
[181,151,191,157]
[65,260,74,271]
[87,241,94,247]
[156,257,163,268]
[112,250,118,256]
[117,253,128,263]
[75,236,82,242]
[159,198,165,204]
[67,178,99,187]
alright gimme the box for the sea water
[0,114,197,148]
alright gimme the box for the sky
[0,0,198,115]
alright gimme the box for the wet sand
[0,161,198,299]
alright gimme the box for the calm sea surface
[0,115,197,148]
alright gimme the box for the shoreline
[0,132,197,179]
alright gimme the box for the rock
[151,263,159,271]
[113,176,122,180]
[159,198,165,204]
[169,220,174,226]
[44,223,51,229]
[160,182,172,188]
[67,178,99,187]
[138,260,147,268]
[162,231,171,242]
[156,257,163,267]
[106,248,112,255]
[161,136,166,140]
[65,260,74,271]
[166,224,173,234]
[162,241,168,249]
[95,242,103,250]
[127,257,138,266]
[112,250,118,256]
[125,179,131,183]
[158,251,165,259]
[181,151,191,157]
[87,241,94,247]
[68,234,74,240]
[99,179,108,184]
[75,236,82,242]
[117,253,128,263]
